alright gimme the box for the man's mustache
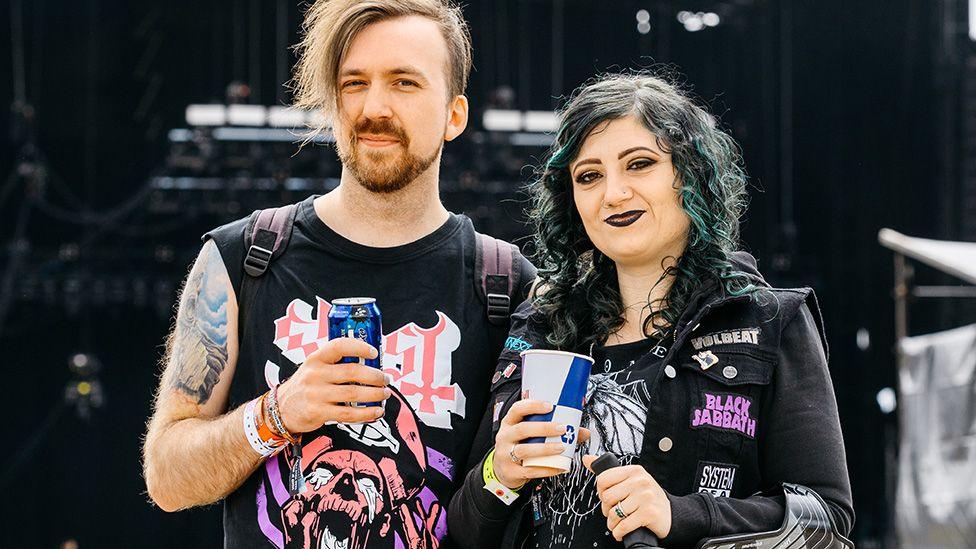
[353,119,408,143]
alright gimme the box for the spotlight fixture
[676,11,720,32]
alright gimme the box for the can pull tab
[288,442,306,496]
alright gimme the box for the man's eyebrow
[338,66,429,82]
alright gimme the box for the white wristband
[243,398,279,458]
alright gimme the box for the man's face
[333,15,467,193]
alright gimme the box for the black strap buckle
[487,292,511,325]
[243,244,273,277]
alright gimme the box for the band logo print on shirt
[271,296,466,429]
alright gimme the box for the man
[142,1,535,547]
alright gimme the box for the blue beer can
[328,297,383,407]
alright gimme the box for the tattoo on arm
[168,241,230,404]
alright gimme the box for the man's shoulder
[204,215,250,246]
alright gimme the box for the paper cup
[519,349,593,472]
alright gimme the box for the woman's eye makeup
[574,156,658,183]
[627,157,656,170]
[574,170,601,184]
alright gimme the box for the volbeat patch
[695,461,738,497]
[690,328,761,351]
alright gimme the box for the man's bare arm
[142,239,261,512]
[142,239,393,512]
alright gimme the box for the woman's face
[570,115,690,269]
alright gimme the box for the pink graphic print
[271,298,465,429]
[254,297,461,548]
[383,313,464,429]
[279,388,441,549]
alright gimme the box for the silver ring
[509,445,522,464]
[613,503,628,520]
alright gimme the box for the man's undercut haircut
[292,0,473,134]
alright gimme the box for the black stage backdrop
[0,1,971,547]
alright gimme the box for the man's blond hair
[292,0,472,130]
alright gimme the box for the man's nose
[361,85,393,121]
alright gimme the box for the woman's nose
[602,175,634,208]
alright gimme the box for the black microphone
[591,453,664,549]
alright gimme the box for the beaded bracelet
[265,384,300,445]
[255,393,289,448]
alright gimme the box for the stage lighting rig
[677,10,721,32]
[64,353,104,421]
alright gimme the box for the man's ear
[444,95,469,142]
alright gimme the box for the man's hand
[276,337,392,431]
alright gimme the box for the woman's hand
[582,455,672,541]
[492,399,585,489]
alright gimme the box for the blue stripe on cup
[521,352,593,445]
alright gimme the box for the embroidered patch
[690,328,761,351]
[691,392,757,438]
[503,362,518,378]
[491,371,502,384]
[505,336,532,352]
[693,350,719,370]
[695,461,738,497]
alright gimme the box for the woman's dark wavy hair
[530,72,759,352]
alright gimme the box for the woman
[447,73,853,548]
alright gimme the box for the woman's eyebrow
[617,146,657,159]
[571,158,601,172]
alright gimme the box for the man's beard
[338,118,440,194]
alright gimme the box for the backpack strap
[238,204,299,340]
[243,205,298,277]
[475,233,523,326]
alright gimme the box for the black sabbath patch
[695,461,738,497]
[690,392,757,438]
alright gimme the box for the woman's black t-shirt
[527,336,669,548]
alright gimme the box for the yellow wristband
[483,449,520,505]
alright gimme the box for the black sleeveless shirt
[205,196,535,549]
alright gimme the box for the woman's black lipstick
[603,210,645,227]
